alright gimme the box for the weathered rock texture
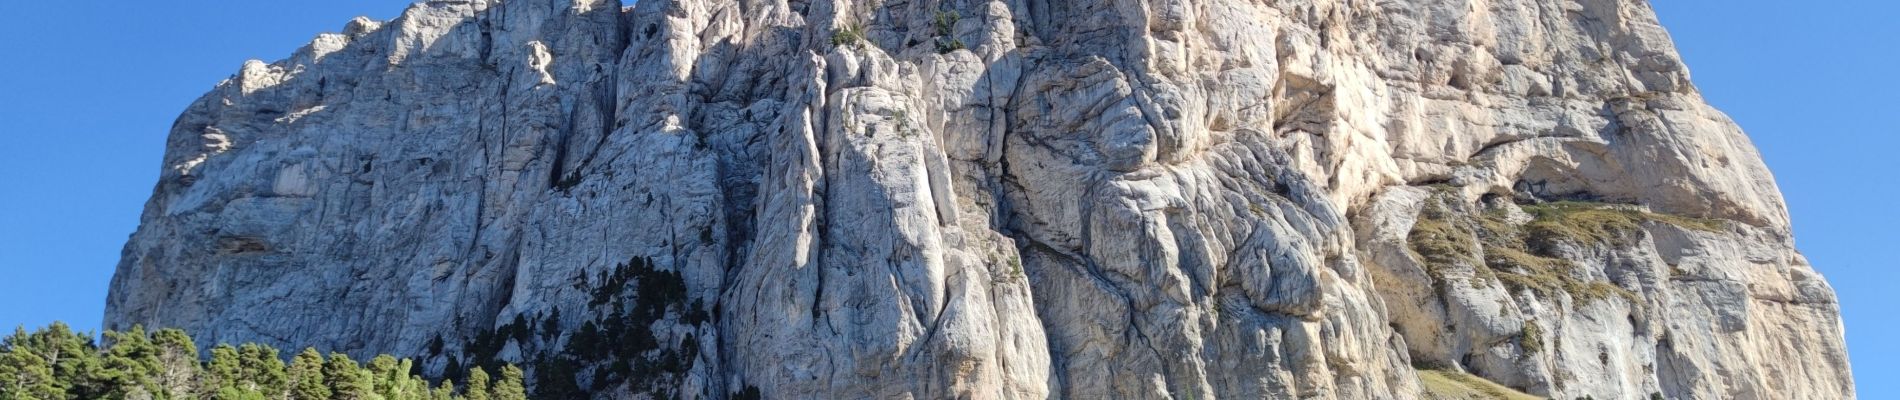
[107,0,1853,398]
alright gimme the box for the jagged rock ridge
[107,0,1853,398]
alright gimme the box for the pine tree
[101,326,163,399]
[492,365,527,400]
[541,309,562,341]
[123,384,155,400]
[509,314,532,345]
[237,344,288,396]
[204,344,245,397]
[367,355,426,400]
[14,326,91,399]
[429,379,455,400]
[464,367,491,400]
[732,385,764,400]
[324,353,377,400]
[0,328,65,400]
[531,354,582,398]
[367,355,402,399]
[440,355,465,386]
[401,361,428,400]
[16,323,104,399]
[288,348,332,400]
[211,386,260,400]
[151,328,200,397]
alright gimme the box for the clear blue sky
[0,0,1891,395]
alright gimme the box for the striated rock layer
[107,0,1853,398]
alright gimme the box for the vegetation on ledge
[1520,201,1724,248]
[1406,192,1723,306]
[1416,368,1543,400]
[452,256,709,399]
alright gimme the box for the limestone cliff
[106,0,1853,398]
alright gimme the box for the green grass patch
[1521,202,1724,248]
[1408,194,1684,306]
[1417,369,1544,400]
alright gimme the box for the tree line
[0,323,525,400]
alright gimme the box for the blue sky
[0,0,1892,395]
[0,1,414,329]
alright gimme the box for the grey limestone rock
[107,0,1852,398]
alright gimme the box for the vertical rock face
[106,0,1852,398]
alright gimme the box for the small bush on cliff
[934,10,960,36]
[1520,321,1545,354]
[831,23,866,47]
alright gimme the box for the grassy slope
[1418,369,1544,400]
